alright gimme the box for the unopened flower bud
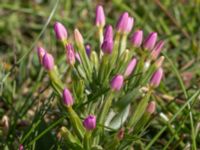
[66,44,75,66]
[143,32,157,51]
[19,144,24,150]
[124,58,137,77]
[101,40,113,54]
[83,115,96,131]
[146,101,156,114]
[85,44,91,57]
[95,5,105,27]
[110,74,124,91]
[151,40,165,60]
[103,25,113,42]
[63,88,74,107]
[150,68,163,87]
[54,22,67,41]
[125,17,134,33]
[117,128,125,140]
[155,56,165,68]
[130,30,143,48]
[37,47,46,64]
[75,52,81,63]
[74,29,84,48]
[42,53,54,70]
[116,12,129,33]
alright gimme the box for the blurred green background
[0,0,200,149]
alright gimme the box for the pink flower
[125,17,134,33]
[103,25,113,42]
[63,88,74,107]
[146,101,156,114]
[74,29,84,47]
[130,30,143,47]
[83,115,96,131]
[42,53,54,70]
[150,68,163,87]
[110,75,124,91]
[66,44,75,66]
[143,32,157,51]
[124,58,137,77]
[151,40,165,60]
[116,12,129,33]
[95,5,105,27]
[37,47,46,64]
[101,41,113,54]
[54,22,67,41]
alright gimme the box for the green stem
[133,112,150,134]
[60,126,83,149]
[83,131,92,150]
[48,68,65,95]
[98,93,114,128]
[79,46,92,82]
[128,90,152,127]
[98,55,109,84]
[67,106,85,140]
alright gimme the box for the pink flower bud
[75,52,81,63]
[150,68,163,87]
[146,101,156,114]
[103,25,113,42]
[42,53,54,70]
[85,44,91,57]
[130,30,143,48]
[117,128,125,140]
[125,17,134,33]
[110,74,124,91]
[143,32,157,51]
[155,56,165,68]
[19,144,24,150]
[83,115,96,131]
[116,12,129,33]
[74,29,84,47]
[101,25,114,54]
[54,22,67,41]
[66,44,75,66]
[124,58,137,77]
[37,47,46,64]
[151,40,165,60]
[95,5,105,27]
[63,88,74,107]
[101,40,113,54]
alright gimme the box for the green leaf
[109,105,130,130]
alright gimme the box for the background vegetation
[0,0,200,149]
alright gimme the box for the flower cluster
[35,5,165,149]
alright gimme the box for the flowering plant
[36,5,164,149]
